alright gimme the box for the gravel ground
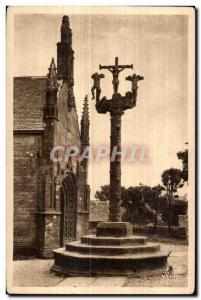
[125,243,188,288]
[12,243,188,288]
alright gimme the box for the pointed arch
[60,171,77,246]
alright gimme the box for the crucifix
[91,57,143,222]
[99,57,133,94]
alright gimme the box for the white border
[1,1,199,298]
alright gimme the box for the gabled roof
[14,76,47,131]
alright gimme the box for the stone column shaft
[109,111,123,222]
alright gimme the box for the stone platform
[51,222,170,276]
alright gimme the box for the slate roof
[14,77,47,131]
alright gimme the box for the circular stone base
[51,222,170,276]
[51,245,170,276]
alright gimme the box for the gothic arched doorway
[60,172,77,247]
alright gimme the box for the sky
[14,13,188,197]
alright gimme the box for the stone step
[96,222,133,237]
[65,241,160,255]
[81,234,148,246]
[52,247,171,276]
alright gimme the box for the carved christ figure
[99,57,133,94]
[107,65,130,94]
[91,73,105,100]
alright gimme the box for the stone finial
[57,16,74,83]
[81,95,90,123]
[46,58,58,91]
[80,95,90,146]
[61,15,72,44]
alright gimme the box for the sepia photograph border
[6,5,195,295]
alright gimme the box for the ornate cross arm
[99,64,133,72]
[99,57,133,72]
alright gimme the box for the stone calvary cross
[91,57,144,222]
[52,19,170,276]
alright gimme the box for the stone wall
[54,82,89,241]
[90,200,109,222]
[13,78,90,258]
[76,212,90,240]
[178,214,188,228]
[36,211,61,258]
[133,224,188,240]
[89,200,109,229]
[54,81,81,173]
[14,133,43,256]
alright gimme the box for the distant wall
[89,200,109,229]
[178,214,188,228]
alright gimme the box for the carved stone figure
[96,96,110,114]
[126,73,144,98]
[91,73,105,100]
